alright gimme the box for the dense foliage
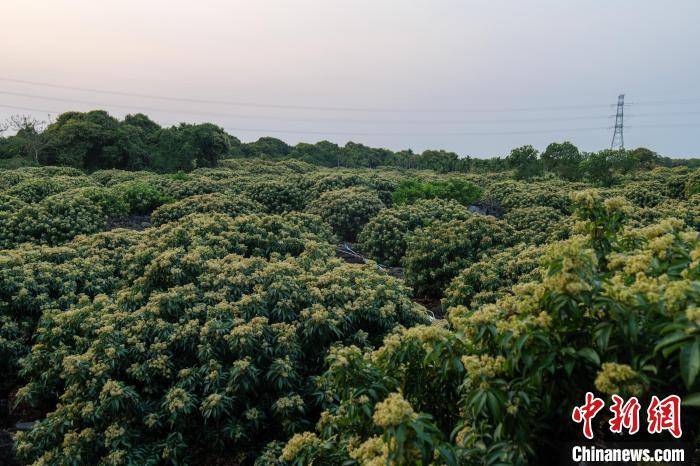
[502,206,571,244]
[0,150,698,465]
[278,191,700,465]
[3,110,699,176]
[14,245,426,464]
[357,199,472,266]
[306,187,385,241]
[403,216,515,298]
[1,111,233,172]
[441,243,543,309]
[151,193,265,226]
[390,178,482,206]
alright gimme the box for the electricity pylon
[610,94,625,150]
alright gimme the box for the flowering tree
[279,190,700,465]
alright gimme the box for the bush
[112,180,173,215]
[73,186,131,219]
[441,243,543,309]
[357,199,472,266]
[621,181,669,208]
[624,166,690,199]
[0,166,85,190]
[244,179,309,213]
[403,216,515,298]
[151,193,265,226]
[483,180,572,213]
[159,176,233,200]
[218,159,315,176]
[307,173,367,194]
[0,211,337,397]
[391,178,482,206]
[687,170,700,198]
[305,172,397,205]
[14,241,427,464]
[0,229,144,396]
[629,196,700,231]
[502,206,570,244]
[0,190,110,248]
[5,175,96,203]
[306,187,384,241]
[91,169,156,186]
[279,192,700,465]
[0,194,26,213]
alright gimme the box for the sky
[1,0,699,157]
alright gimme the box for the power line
[221,125,613,137]
[218,122,700,136]
[0,104,610,136]
[624,110,700,118]
[2,101,699,138]
[0,90,618,125]
[0,76,617,114]
[627,123,700,129]
[632,98,700,107]
[0,104,57,114]
[222,123,700,136]
[4,91,700,124]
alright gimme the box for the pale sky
[1,0,699,157]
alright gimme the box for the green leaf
[680,338,700,389]
[682,392,700,407]
[594,324,612,351]
[654,331,691,353]
[564,360,574,376]
[577,348,600,366]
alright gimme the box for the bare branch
[6,114,51,163]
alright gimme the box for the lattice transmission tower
[610,94,625,150]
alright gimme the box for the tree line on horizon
[1,109,698,184]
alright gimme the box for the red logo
[647,395,682,438]
[572,392,605,439]
[572,393,683,439]
[609,395,640,435]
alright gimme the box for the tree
[393,149,416,169]
[628,147,659,170]
[243,137,291,159]
[342,142,393,168]
[289,140,341,166]
[416,150,459,173]
[123,113,161,137]
[40,110,137,169]
[507,145,543,179]
[0,119,24,160]
[611,150,640,174]
[8,115,51,164]
[455,155,473,173]
[150,123,231,172]
[541,141,582,180]
[580,150,616,186]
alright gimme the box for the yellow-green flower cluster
[348,436,388,466]
[280,432,321,461]
[372,392,417,428]
[594,363,644,396]
[461,354,506,388]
